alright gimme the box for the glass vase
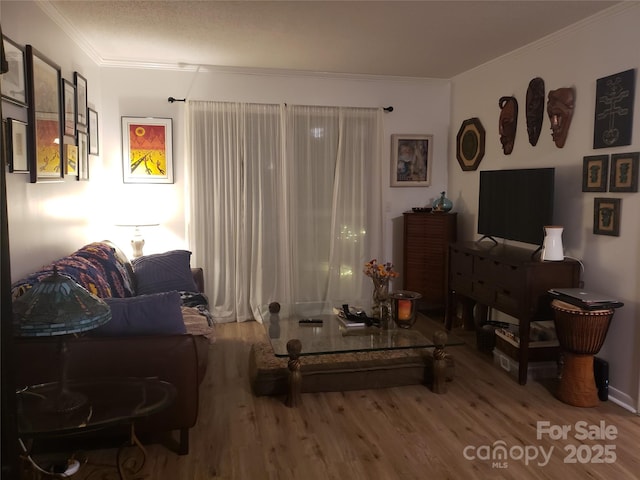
[372,278,393,329]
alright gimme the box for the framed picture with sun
[121,116,173,184]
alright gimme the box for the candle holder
[390,290,422,328]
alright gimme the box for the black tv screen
[477,168,555,246]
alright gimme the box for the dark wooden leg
[285,339,302,407]
[431,330,448,394]
[460,297,476,331]
[177,428,189,455]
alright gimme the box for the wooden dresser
[446,241,580,384]
[402,212,457,311]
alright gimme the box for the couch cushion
[132,250,198,295]
[92,291,186,336]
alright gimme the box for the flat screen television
[477,168,555,247]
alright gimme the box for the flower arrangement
[363,259,399,283]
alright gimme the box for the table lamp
[12,268,112,412]
[115,223,159,258]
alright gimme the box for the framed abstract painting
[121,116,173,184]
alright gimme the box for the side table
[551,300,615,407]
[17,377,176,478]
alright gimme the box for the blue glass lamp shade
[12,268,111,337]
[12,269,112,412]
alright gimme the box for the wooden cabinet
[446,241,581,384]
[402,212,457,311]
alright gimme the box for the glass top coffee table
[257,302,464,406]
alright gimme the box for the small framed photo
[7,118,29,173]
[390,134,432,187]
[74,72,88,129]
[582,155,608,192]
[594,197,621,236]
[121,116,173,184]
[65,144,78,177]
[1,36,27,107]
[62,79,76,137]
[609,152,639,192]
[77,130,89,181]
[88,108,99,155]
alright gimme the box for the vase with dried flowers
[364,259,399,328]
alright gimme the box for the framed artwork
[77,131,89,181]
[582,155,608,192]
[88,108,99,155]
[25,45,63,183]
[593,197,621,236]
[74,72,88,129]
[7,118,29,173]
[62,79,76,137]
[65,144,78,177]
[456,117,485,171]
[1,36,27,106]
[609,152,639,192]
[593,69,635,149]
[121,116,174,184]
[390,134,432,187]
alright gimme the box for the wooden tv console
[446,241,581,385]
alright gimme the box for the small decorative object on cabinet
[403,211,457,312]
[432,191,453,212]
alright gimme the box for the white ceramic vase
[541,225,564,261]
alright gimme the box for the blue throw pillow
[132,250,198,295]
[92,291,186,336]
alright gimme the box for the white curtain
[186,101,383,323]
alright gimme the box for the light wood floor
[71,318,640,480]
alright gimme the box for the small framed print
[65,144,78,177]
[88,108,99,155]
[1,36,27,106]
[77,130,89,181]
[390,134,432,187]
[7,118,29,173]
[594,197,621,236]
[609,152,639,192]
[582,155,608,192]
[62,79,76,137]
[121,116,173,184]
[74,72,88,129]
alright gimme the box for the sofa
[11,241,214,455]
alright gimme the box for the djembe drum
[551,299,614,407]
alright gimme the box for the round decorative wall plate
[456,117,486,171]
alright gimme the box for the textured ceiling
[42,0,620,78]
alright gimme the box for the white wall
[99,67,451,273]
[3,1,450,283]
[2,1,102,280]
[449,3,640,410]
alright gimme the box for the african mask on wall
[498,96,518,155]
[547,87,575,148]
[526,77,545,146]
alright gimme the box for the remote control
[299,318,323,325]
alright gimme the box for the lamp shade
[12,269,112,337]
